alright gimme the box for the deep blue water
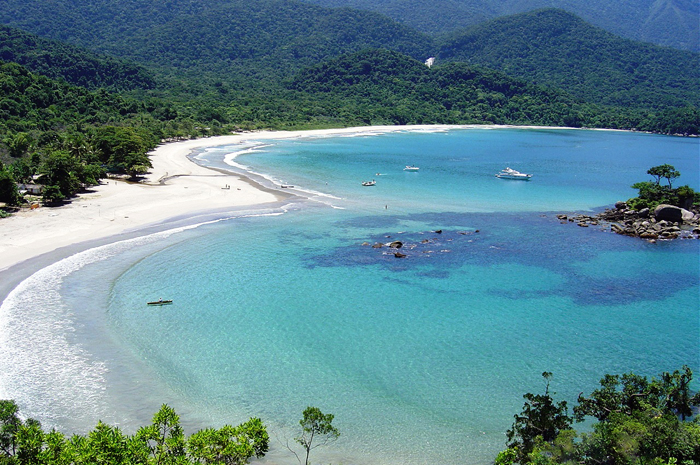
[1,128,698,465]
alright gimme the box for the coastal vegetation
[0,401,269,465]
[627,164,699,211]
[1,33,695,209]
[0,0,697,212]
[291,407,340,465]
[2,368,696,464]
[497,367,700,465]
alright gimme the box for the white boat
[495,167,532,180]
[362,180,376,186]
[404,165,419,171]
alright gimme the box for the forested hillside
[0,25,156,91]
[0,61,146,134]
[437,9,700,110]
[0,0,433,83]
[299,0,699,52]
[287,49,698,133]
[1,0,696,112]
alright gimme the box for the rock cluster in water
[558,203,700,242]
[361,229,480,258]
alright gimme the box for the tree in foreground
[497,366,700,465]
[500,372,572,463]
[292,406,340,465]
[187,417,269,465]
[0,402,269,465]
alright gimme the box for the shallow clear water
[1,128,698,465]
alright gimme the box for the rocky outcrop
[654,204,686,222]
[557,204,700,241]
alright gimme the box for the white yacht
[495,167,532,180]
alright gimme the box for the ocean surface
[1,127,698,465]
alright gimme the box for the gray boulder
[681,208,695,222]
[654,204,683,222]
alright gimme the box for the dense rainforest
[437,9,700,110]
[0,25,156,92]
[298,0,699,52]
[0,0,432,84]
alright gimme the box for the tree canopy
[294,406,340,465]
[437,9,700,110]
[497,366,700,465]
[627,164,699,211]
[0,401,269,465]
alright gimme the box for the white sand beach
[0,136,274,273]
[0,125,472,274]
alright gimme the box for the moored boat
[147,299,173,306]
[362,180,376,186]
[495,167,532,180]
[404,165,419,171]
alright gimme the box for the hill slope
[287,48,679,130]
[0,60,148,135]
[437,9,700,110]
[0,0,434,82]
[0,25,156,91]
[299,0,699,52]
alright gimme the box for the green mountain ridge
[0,25,156,91]
[0,0,433,83]
[437,9,700,110]
[287,49,698,133]
[0,0,696,114]
[0,0,697,147]
[299,0,699,52]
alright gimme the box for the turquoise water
[1,128,698,464]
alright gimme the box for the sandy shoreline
[0,123,576,300]
[0,125,484,275]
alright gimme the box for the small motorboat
[362,180,376,186]
[147,299,173,306]
[404,165,420,171]
[495,167,532,180]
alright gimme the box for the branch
[275,430,302,465]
